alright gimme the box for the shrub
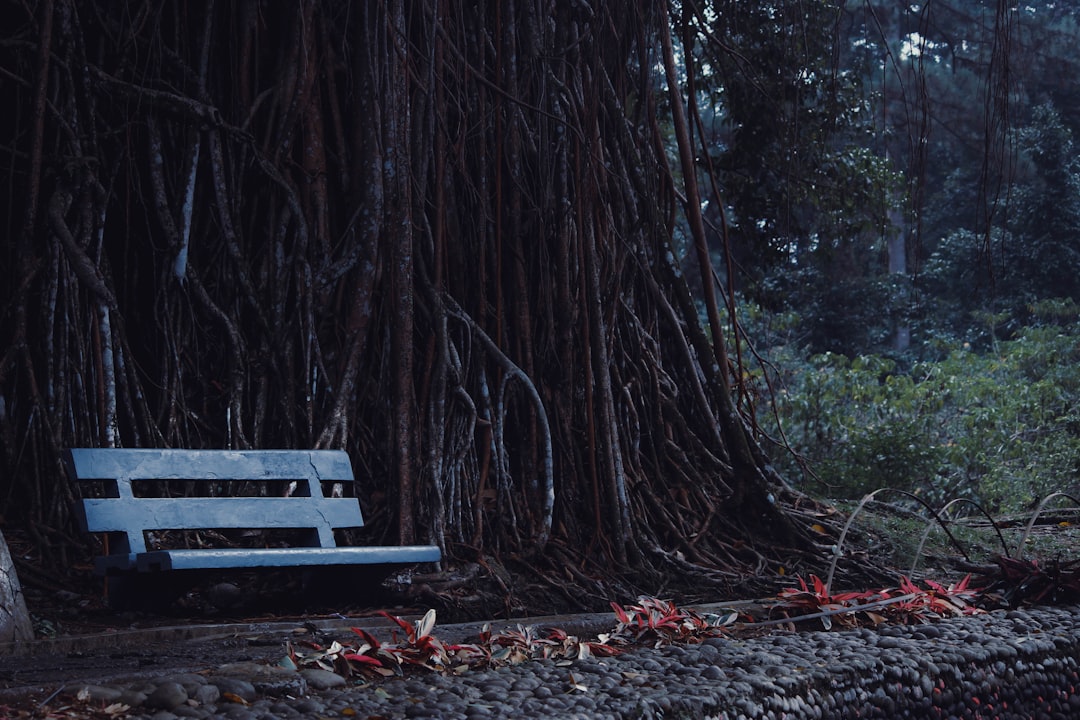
[762,300,1080,511]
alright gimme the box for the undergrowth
[758,298,1080,512]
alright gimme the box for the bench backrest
[65,448,363,555]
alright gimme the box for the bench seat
[133,545,443,573]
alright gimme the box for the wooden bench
[65,448,440,607]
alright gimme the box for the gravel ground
[2,604,1080,719]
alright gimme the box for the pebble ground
[38,605,1080,719]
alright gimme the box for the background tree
[844,2,1080,351]
[706,1,1080,357]
[686,1,903,356]
[0,1,844,611]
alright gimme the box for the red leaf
[350,627,382,649]
[585,643,623,657]
[344,653,384,667]
[378,611,417,641]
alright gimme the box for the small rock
[145,681,189,710]
[220,705,256,720]
[291,697,325,714]
[208,676,257,703]
[216,661,306,697]
[702,665,724,681]
[268,701,301,717]
[192,683,220,705]
[299,667,346,690]
[118,689,148,707]
[163,672,208,692]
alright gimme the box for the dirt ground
[0,581,631,713]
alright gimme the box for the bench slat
[80,496,362,535]
[137,546,443,571]
[66,448,352,484]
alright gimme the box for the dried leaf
[416,608,437,640]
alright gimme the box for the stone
[702,665,724,681]
[299,667,347,690]
[215,661,306,697]
[145,681,189,710]
[192,683,221,705]
[162,672,209,698]
[119,689,149,707]
[291,697,326,714]
[208,676,258,703]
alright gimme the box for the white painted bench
[66,448,439,606]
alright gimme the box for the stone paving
[3,605,1080,718]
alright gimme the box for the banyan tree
[0,1,851,611]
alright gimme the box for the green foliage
[766,301,1080,510]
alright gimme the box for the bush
[763,300,1080,511]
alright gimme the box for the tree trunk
[888,206,911,353]
[0,0,828,606]
[0,532,33,644]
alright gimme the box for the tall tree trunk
[0,0,829,604]
[888,206,910,352]
[0,532,33,644]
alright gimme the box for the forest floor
[3,498,1079,694]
